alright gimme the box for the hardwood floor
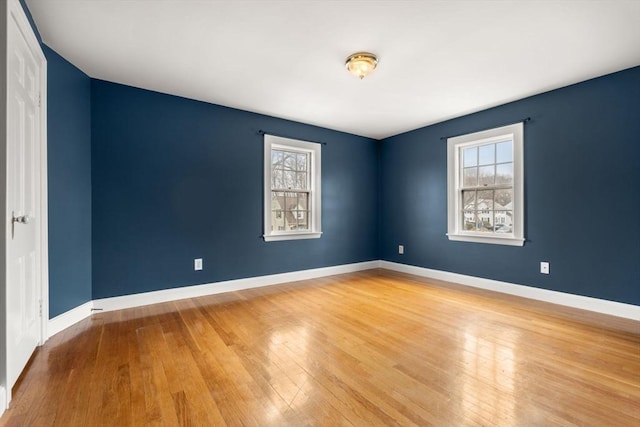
[2,269,639,426]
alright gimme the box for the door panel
[6,5,42,391]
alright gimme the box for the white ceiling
[25,0,640,139]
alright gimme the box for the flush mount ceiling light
[345,52,378,80]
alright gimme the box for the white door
[6,0,44,393]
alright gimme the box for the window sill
[263,232,322,242]
[447,233,525,247]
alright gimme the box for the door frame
[1,0,48,410]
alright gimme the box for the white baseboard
[379,261,640,321]
[45,259,638,341]
[93,260,380,312]
[48,300,93,339]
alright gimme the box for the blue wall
[44,46,93,317]
[379,66,640,305]
[91,80,379,299]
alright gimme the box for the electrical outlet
[194,258,203,271]
[398,245,404,255]
[540,261,549,274]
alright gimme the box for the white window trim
[447,123,525,246]
[263,134,322,242]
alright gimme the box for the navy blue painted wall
[379,67,640,305]
[91,80,378,299]
[44,46,93,317]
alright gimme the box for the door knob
[12,213,30,224]
[11,212,30,239]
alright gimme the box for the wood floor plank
[2,269,638,426]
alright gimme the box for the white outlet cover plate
[540,262,549,274]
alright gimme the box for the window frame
[447,123,525,246]
[263,134,322,242]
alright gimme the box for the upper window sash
[270,145,312,193]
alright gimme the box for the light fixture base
[345,52,378,80]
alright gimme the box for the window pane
[297,153,308,171]
[271,192,279,203]
[477,190,493,210]
[271,192,284,210]
[283,171,295,189]
[478,165,495,186]
[271,211,284,231]
[271,150,283,174]
[463,211,476,231]
[272,169,283,189]
[496,140,512,163]
[283,152,296,170]
[496,163,513,185]
[478,144,495,166]
[495,189,513,209]
[285,192,297,212]
[283,213,294,231]
[463,167,477,187]
[477,210,494,232]
[463,147,477,167]
[298,192,309,211]
[295,172,307,190]
[297,211,309,230]
[283,210,295,231]
[463,190,476,210]
[494,211,513,233]
[299,192,310,230]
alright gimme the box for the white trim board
[47,262,377,337]
[47,301,93,339]
[46,260,639,342]
[93,261,379,312]
[379,261,640,321]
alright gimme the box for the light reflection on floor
[266,323,310,422]
[462,325,517,425]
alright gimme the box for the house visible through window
[263,134,321,241]
[447,122,524,246]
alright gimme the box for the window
[264,134,321,241]
[447,123,524,246]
